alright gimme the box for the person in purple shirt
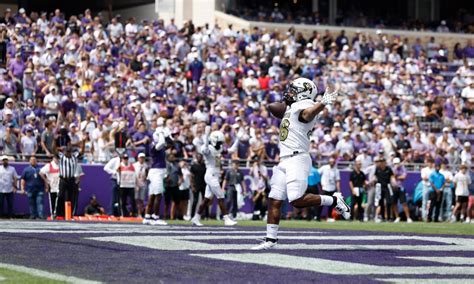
[8,53,24,79]
[61,95,78,115]
[142,128,170,225]
[464,39,474,59]
[86,93,101,115]
[131,122,151,153]
[264,135,279,161]
[188,55,204,84]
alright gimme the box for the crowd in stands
[227,5,474,34]
[0,7,472,222]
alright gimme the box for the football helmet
[283,77,317,105]
[209,130,225,152]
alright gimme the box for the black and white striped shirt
[58,152,79,179]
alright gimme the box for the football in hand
[268,102,287,119]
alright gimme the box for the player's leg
[191,184,212,226]
[147,169,167,225]
[143,194,155,224]
[251,164,287,250]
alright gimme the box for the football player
[191,127,240,226]
[252,77,351,250]
[143,119,172,225]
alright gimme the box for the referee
[56,147,79,218]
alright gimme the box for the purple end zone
[0,222,473,283]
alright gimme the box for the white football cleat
[326,218,335,223]
[142,218,152,225]
[333,192,351,220]
[394,217,400,223]
[183,215,191,221]
[251,240,277,250]
[407,218,413,223]
[191,216,204,226]
[224,215,237,226]
[151,219,168,226]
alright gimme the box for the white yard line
[0,263,101,284]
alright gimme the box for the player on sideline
[191,127,240,226]
[143,119,171,226]
[252,78,351,250]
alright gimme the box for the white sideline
[0,263,101,284]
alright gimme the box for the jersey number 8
[279,119,290,141]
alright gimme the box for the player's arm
[299,88,338,123]
[227,132,243,154]
[201,126,211,155]
[154,132,166,150]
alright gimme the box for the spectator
[84,195,105,216]
[451,164,472,223]
[428,162,446,222]
[117,153,137,217]
[460,142,472,167]
[39,155,60,218]
[222,160,246,219]
[420,158,435,221]
[349,160,366,221]
[250,157,268,220]
[0,156,18,218]
[318,157,341,222]
[20,126,37,158]
[305,160,321,221]
[164,154,183,220]
[41,120,56,157]
[374,157,395,222]
[439,163,454,222]
[2,123,18,158]
[133,152,148,217]
[190,153,206,217]
[103,153,121,216]
[178,160,191,220]
[21,156,45,219]
[391,158,413,223]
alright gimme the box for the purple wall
[11,162,422,217]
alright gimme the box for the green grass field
[168,220,474,235]
[0,267,65,284]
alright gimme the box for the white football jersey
[200,144,221,174]
[279,100,318,157]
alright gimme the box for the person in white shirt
[20,127,37,158]
[335,132,354,158]
[107,17,123,39]
[436,127,457,151]
[40,155,60,218]
[451,164,472,223]
[356,148,373,174]
[103,154,121,216]
[439,163,454,221]
[40,45,55,67]
[242,70,260,95]
[460,142,472,167]
[420,158,435,221]
[0,156,18,218]
[178,160,191,220]
[133,153,148,217]
[318,157,341,222]
[43,86,61,120]
[125,18,138,38]
[192,101,209,123]
[461,79,474,103]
